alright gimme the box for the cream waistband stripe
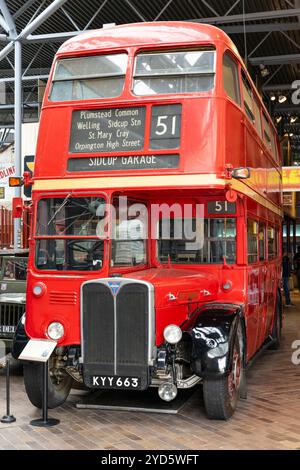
[33,174,224,190]
[32,174,283,217]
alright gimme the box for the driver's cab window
[35,196,106,271]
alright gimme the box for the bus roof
[57,21,240,57]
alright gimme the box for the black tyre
[23,357,72,409]
[203,324,244,420]
[269,297,282,350]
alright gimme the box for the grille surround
[81,278,155,390]
[0,302,25,338]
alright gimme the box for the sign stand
[30,361,60,427]
[1,358,16,424]
[19,338,59,427]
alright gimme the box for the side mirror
[24,155,35,198]
[12,197,24,219]
[231,167,251,179]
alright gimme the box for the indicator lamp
[32,282,46,297]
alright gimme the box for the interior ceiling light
[270,94,276,101]
[259,63,270,77]
[289,133,294,137]
[275,116,282,123]
[278,95,287,103]
[290,116,298,123]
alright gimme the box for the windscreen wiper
[47,194,71,227]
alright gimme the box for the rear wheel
[203,325,244,420]
[23,355,72,409]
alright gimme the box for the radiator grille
[82,280,150,389]
[116,283,149,368]
[0,303,25,337]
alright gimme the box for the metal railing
[0,205,31,249]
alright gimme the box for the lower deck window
[111,212,146,266]
[157,218,236,264]
[247,220,259,263]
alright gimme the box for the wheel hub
[228,349,241,399]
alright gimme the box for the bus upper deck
[33,22,281,210]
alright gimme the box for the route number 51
[155,115,177,135]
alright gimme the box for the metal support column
[287,217,291,254]
[293,219,297,256]
[14,40,22,250]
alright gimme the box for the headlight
[163,324,182,345]
[47,322,64,340]
[32,282,46,297]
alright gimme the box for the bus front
[15,23,246,420]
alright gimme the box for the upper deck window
[222,52,240,105]
[242,72,262,137]
[133,49,216,96]
[262,113,277,159]
[49,53,128,101]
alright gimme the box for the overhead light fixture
[278,95,287,103]
[289,133,294,137]
[259,63,270,77]
[275,116,282,124]
[270,94,276,101]
[290,116,298,123]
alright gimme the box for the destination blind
[67,154,180,171]
[69,107,146,153]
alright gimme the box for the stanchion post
[1,357,16,423]
[30,360,60,427]
[43,360,48,423]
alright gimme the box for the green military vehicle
[0,250,28,354]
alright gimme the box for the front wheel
[203,327,244,420]
[23,357,72,409]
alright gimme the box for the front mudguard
[185,304,245,379]
[11,314,29,360]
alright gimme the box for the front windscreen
[49,53,128,101]
[35,196,106,271]
[133,49,216,96]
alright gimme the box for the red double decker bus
[13,22,282,420]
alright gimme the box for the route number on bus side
[207,201,236,214]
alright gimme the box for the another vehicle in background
[0,250,28,354]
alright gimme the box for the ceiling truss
[0,0,297,146]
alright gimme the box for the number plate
[0,325,16,333]
[91,375,141,389]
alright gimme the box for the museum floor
[1,296,300,451]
